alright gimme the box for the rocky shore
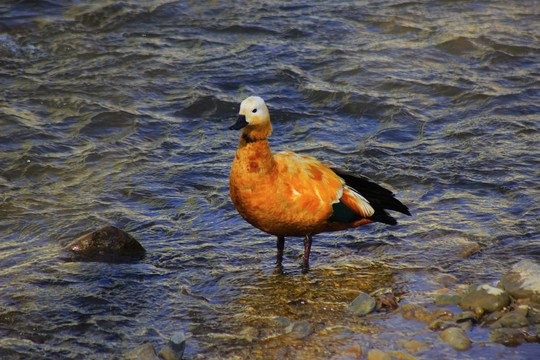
[64,227,538,359]
[123,260,539,359]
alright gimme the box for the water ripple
[0,0,538,359]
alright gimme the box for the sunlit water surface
[0,1,538,359]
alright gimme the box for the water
[0,0,538,359]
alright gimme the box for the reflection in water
[0,0,538,359]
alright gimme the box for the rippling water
[0,1,538,359]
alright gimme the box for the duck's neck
[236,136,275,172]
[241,133,265,144]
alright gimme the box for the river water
[0,1,538,359]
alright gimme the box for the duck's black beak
[229,115,248,130]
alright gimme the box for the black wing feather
[331,167,411,225]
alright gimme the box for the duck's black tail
[331,168,411,225]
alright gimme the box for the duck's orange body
[229,96,410,272]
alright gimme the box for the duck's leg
[302,235,313,274]
[276,236,285,266]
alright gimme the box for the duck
[229,96,411,273]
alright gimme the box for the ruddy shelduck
[229,96,410,273]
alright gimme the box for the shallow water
[0,0,539,359]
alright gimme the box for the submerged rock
[67,225,145,261]
[435,294,462,306]
[489,328,527,347]
[124,342,160,360]
[438,327,472,351]
[272,317,291,328]
[399,303,435,323]
[459,284,510,312]
[396,339,430,353]
[349,292,376,315]
[158,331,186,360]
[498,260,540,302]
[285,321,313,339]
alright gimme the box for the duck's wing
[331,167,411,225]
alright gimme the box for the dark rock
[371,288,398,310]
[66,225,145,261]
[498,260,540,302]
[489,328,527,347]
[158,331,186,360]
[438,327,472,351]
[459,284,510,312]
[399,303,435,323]
[349,292,376,315]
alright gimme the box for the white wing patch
[332,186,344,204]
[345,185,375,217]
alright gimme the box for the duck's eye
[252,108,257,113]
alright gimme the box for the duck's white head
[230,96,272,141]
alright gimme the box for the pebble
[455,311,478,323]
[432,308,453,319]
[457,320,473,331]
[331,343,363,359]
[349,292,376,315]
[482,311,503,325]
[158,331,186,360]
[387,350,418,360]
[498,260,540,302]
[285,320,313,339]
[459,284,510,312]
[399,303,435,323]
[427,319,456,331]
[366,349,391,360]
[438,327,472,351]
[489,328,527,346]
